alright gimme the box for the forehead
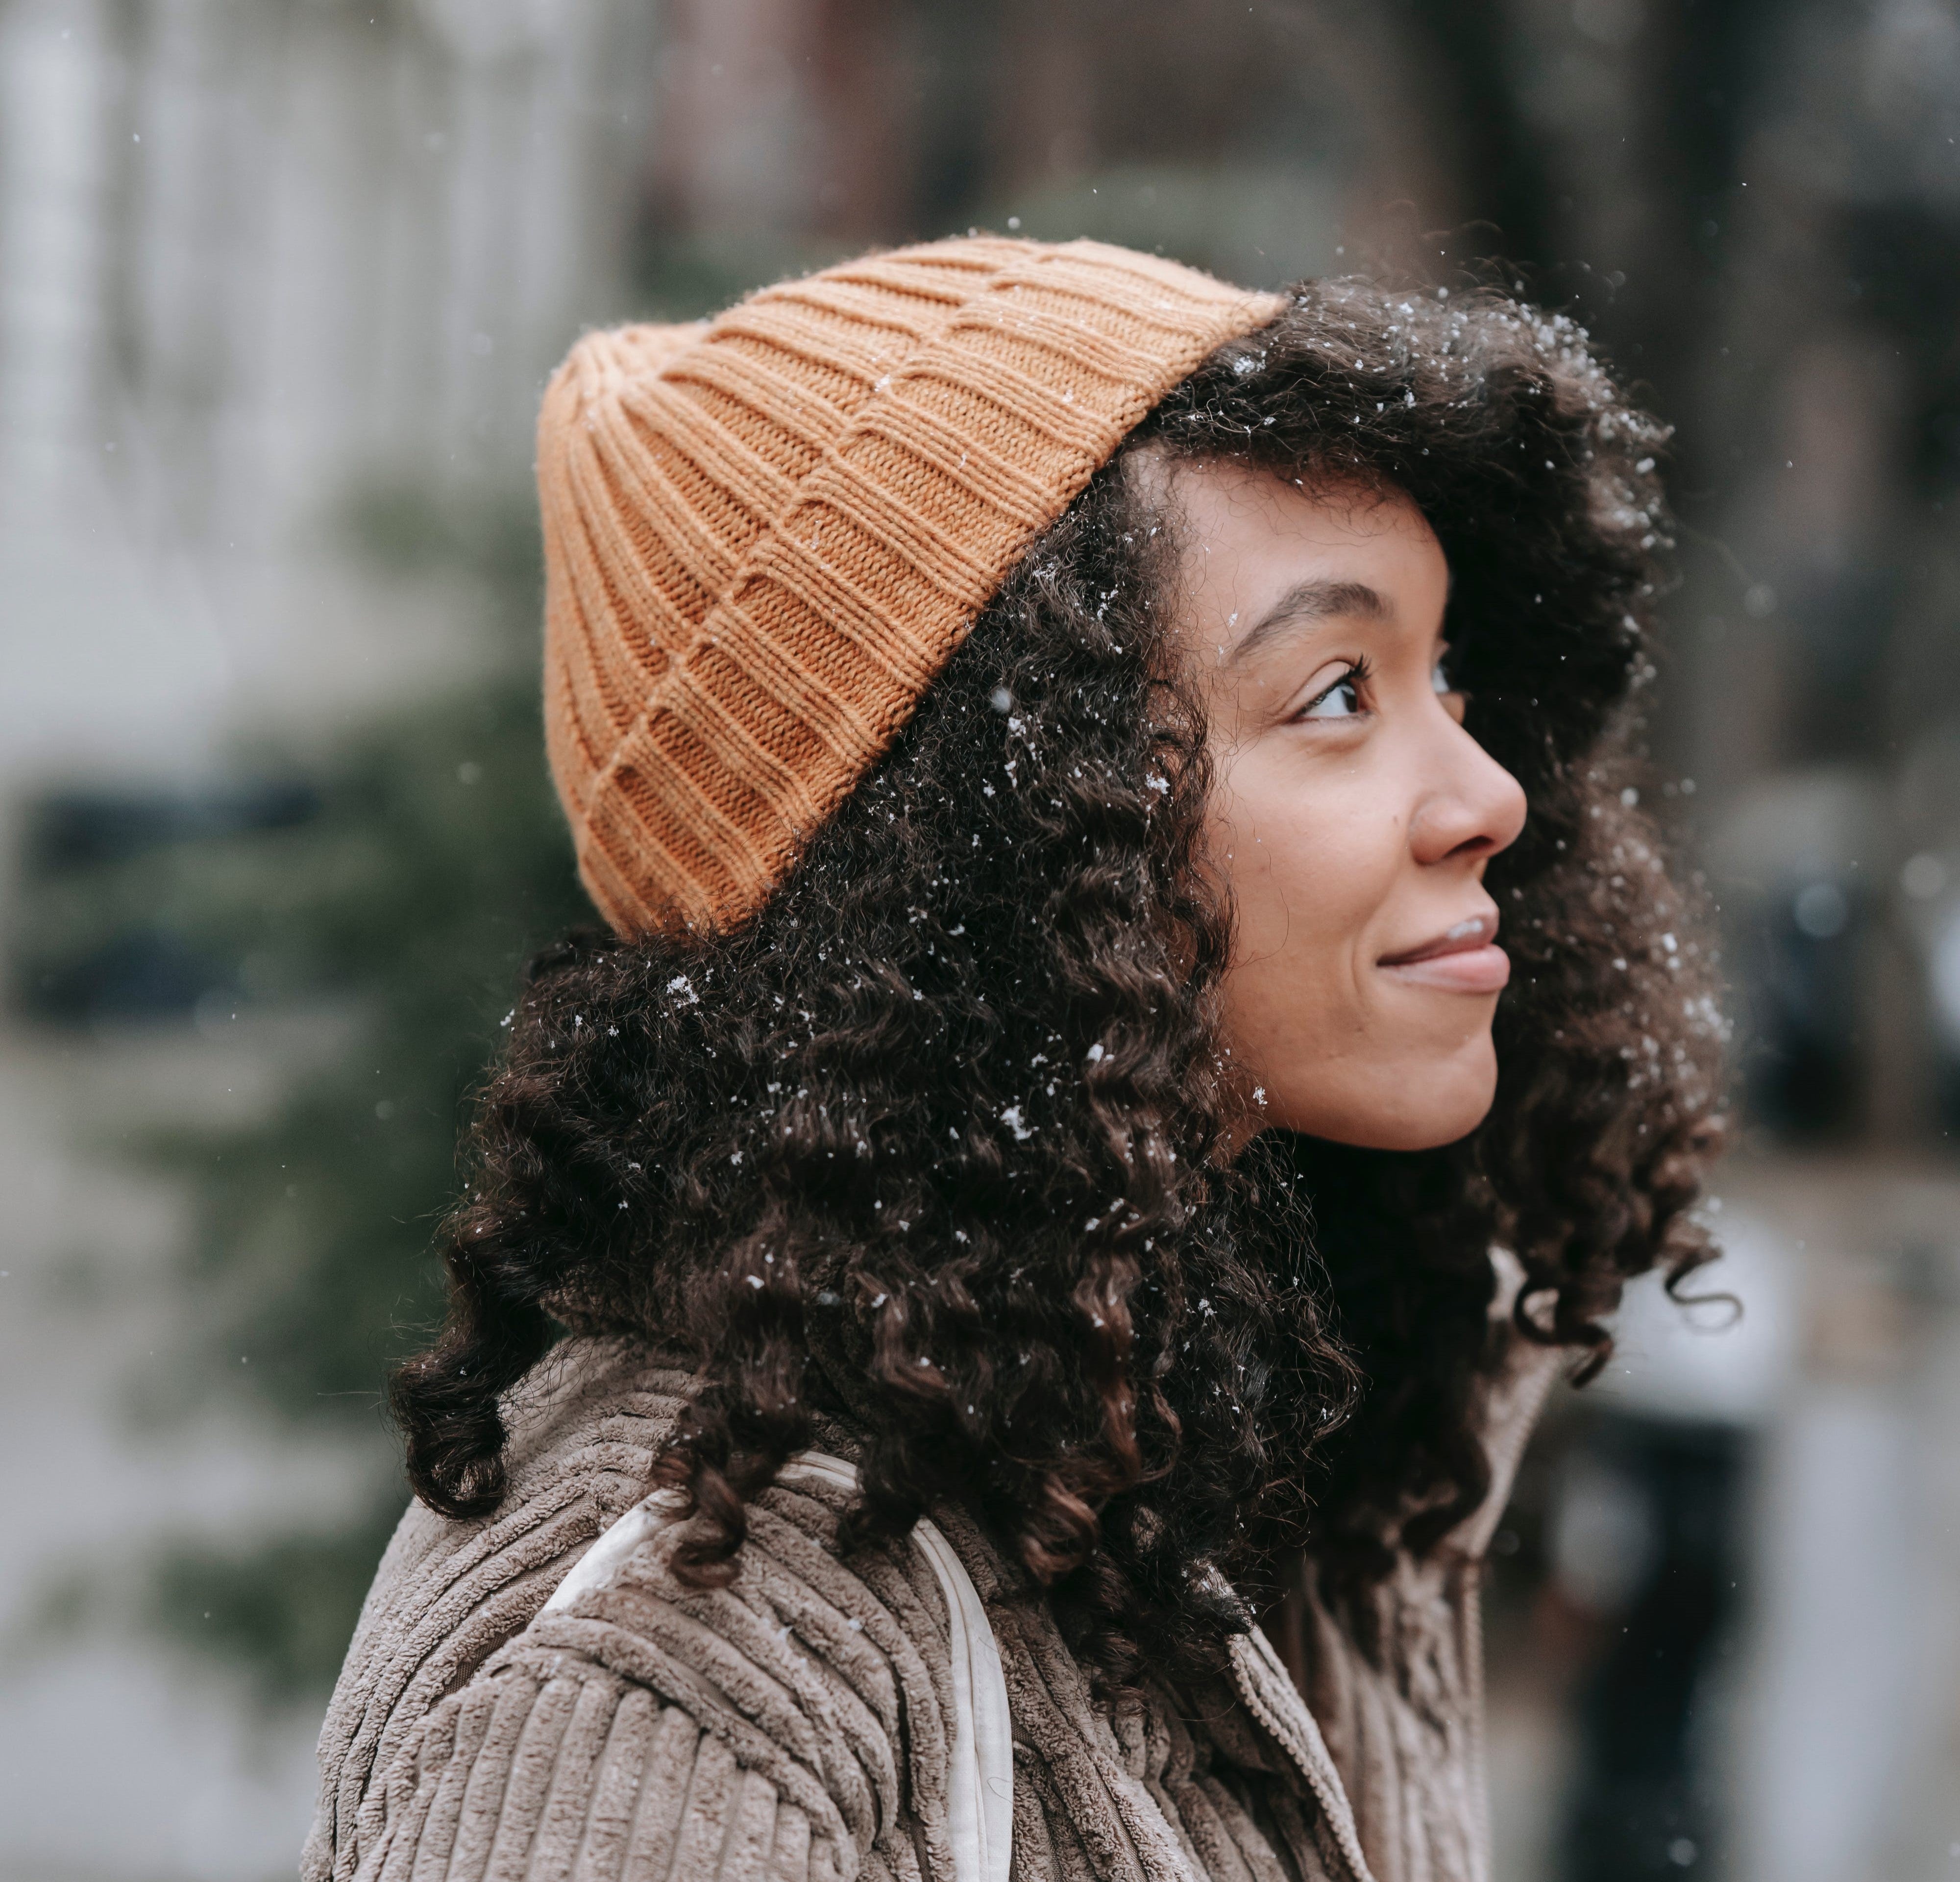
[1142,455,1447,644]
[1148,453,1432,550]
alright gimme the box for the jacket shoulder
[306,1341,961,1882]
[307,1339,691,1877]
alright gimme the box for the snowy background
[4,2,1960,1879]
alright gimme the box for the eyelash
[1297,656,1372,719]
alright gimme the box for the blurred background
[2,1,1959,1877]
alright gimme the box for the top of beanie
[536,235,1283,936]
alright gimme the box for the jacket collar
[1226,1623,1376,1882]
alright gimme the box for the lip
[1377,910,1510,994]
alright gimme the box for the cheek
[1206,745,1502,1152]
[1200,757,1403,1098]
[1210,751,1397,976]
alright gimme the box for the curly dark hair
[392,278,1725,1685]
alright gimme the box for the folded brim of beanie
[537,235,1283,937]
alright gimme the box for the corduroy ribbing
[307,1327,1561,1882]
[538,237,1284,935]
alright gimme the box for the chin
[1352,1100,1494,1153]
[1271,1044,1499,1152]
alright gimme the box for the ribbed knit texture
[537,237,1283,935]
[306,1331,1561,1882]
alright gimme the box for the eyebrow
[1227,579,1395,667]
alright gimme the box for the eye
[1432,652,1455,695]
[1298,664,1366,720]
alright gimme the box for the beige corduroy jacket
[306,1329,1558,1882]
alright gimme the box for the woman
[307,239,1722,1882]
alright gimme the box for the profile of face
[1151,457,1529,1153]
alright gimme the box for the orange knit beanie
[536,236,1283,936]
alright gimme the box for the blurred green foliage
[148,1514,414,1702]
[32,483,592,1702]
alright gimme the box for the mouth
[1377,910,1510,994]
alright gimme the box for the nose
[1408,716,1528,867]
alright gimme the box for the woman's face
[1152,457,1528,1152]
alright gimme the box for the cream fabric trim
[540,1450,1013,1882]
